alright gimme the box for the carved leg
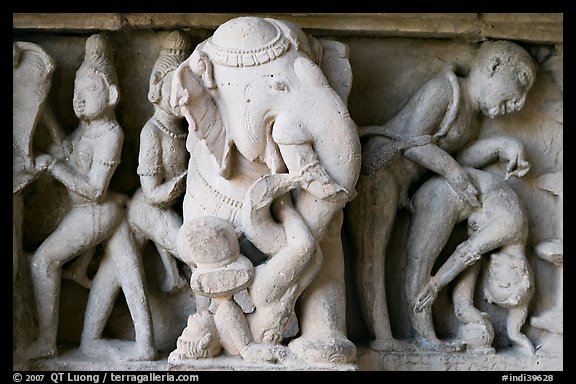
[13,192,23,284]
[288,211,357,365]
[405,178,463,352]
[248,196,321,344]
[156,245,187,293]
[80,248,122,357]
[23,206,114,360]
[26,248,62,360]
[453,263,495,354]
[215,298,286,363]
[62,248,95,289]
[530,240,563,334]
[127,190,186,293]
[106,219,157,361]
[508,305,535,355]
[347,171,410,350]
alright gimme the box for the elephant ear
[172,53,233,179]
[272,19,352,105]
[317,39,353,106]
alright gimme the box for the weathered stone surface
[13,14,562,372]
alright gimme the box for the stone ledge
[14,342,562,371]
[356,344,563,371]
[13,13,563,44]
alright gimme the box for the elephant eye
[272,81,287,91]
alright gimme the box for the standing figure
[126,30,191,294]
[347,40,536,351]
[23,34,155,361]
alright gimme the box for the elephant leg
[288,210,357,365]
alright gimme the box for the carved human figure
[170,216,287,363]
[346,40,536,351]
[170,16,361,364]
[22,34,155,361]
[126,30,191,294]
[410,138,535,355]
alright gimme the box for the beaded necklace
[153,116,187,140]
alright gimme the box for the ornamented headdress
[200,17,291,67]
[152,30,191,78]
[78,33,118,87]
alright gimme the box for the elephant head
[172,16,361,239]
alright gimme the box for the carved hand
[414,278,439,313]
[499,139,531,180]
[298,166,350,204]
[504,154,531,180]
[447,171,481,208]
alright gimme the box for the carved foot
[510,335,536,356]
[459,317,495,352]
[288,335,356,365]
[80,339,157,361]
[241,343,287,363]
[248,286,297,344]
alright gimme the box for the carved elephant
[171,16,361,365]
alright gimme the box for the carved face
[483,251,533,308]
[477,64,533,119]
[73,69,110,120]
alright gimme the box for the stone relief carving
[168,16,361,367]
[126,30,192,295]
[346,40,537,352]
[410,138,535,355]
[12,16,562,372]
[13,41,56,286]
[529,51,563,341]
[18,34,156,361]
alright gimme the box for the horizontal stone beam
[13,13,563,44]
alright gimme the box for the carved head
[483,249,534,308]
[148,30,191,115]
[176,310,221,359]
[73,34,119,120]
[177,216,254,298]
[470,40,537,118]
[186,16,326,93]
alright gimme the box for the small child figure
[171,216,286,363]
